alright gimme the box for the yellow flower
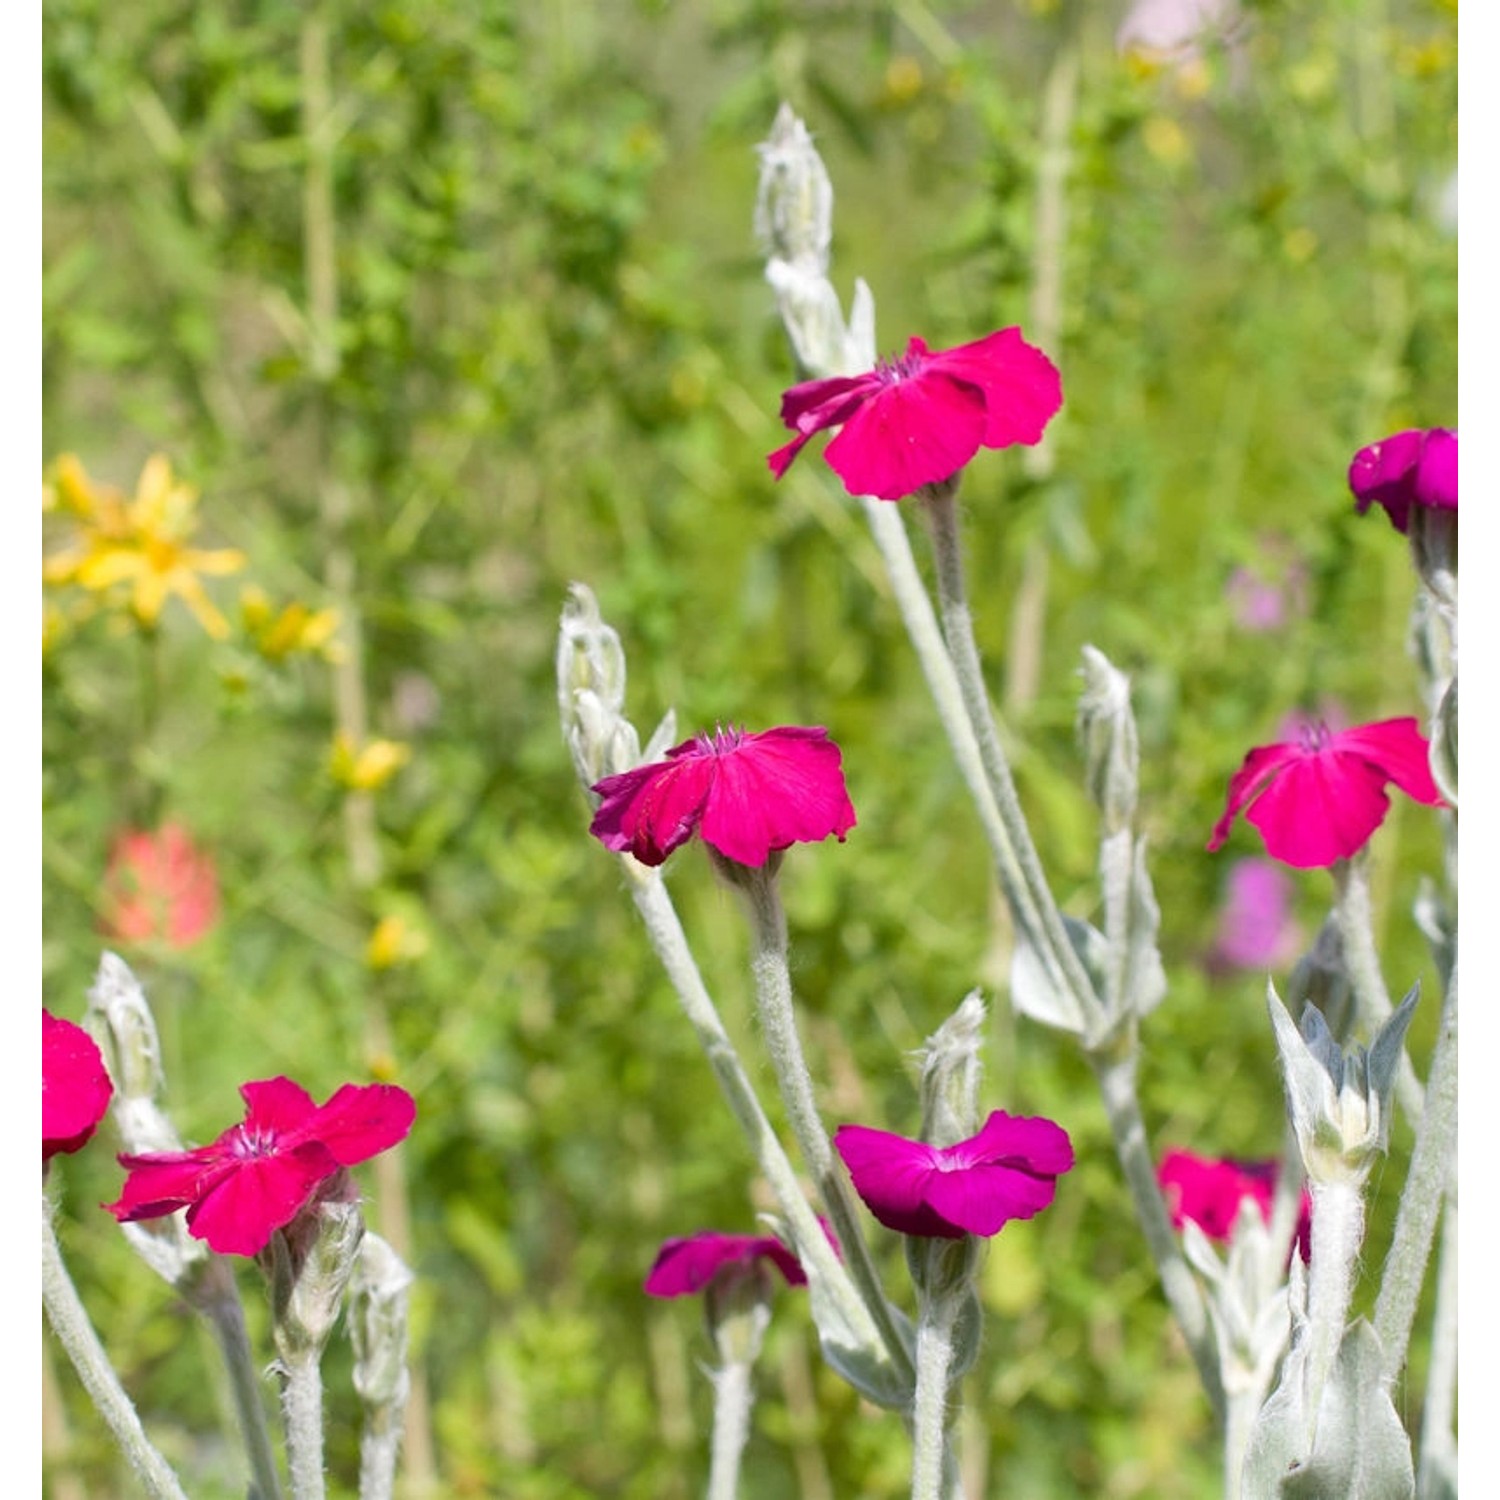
[329,731,411,792]
[366,912,430,972]
[43,454,246,639]
[240,586,344,663]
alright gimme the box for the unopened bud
[754,104,832,276]
[264,1190,366,1360]
[918,991,986,1149]
[557,583,644,789]
[349,1232,414,1412]
[1077,646,1139,833]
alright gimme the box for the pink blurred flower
[1225,540,1308,633]
[43,1009,114,1162]
[101,822,219,949]
[1116,0,1242,63]
[767,330,1062,501]
[1349,427,1457,535]
[590,725,856,869]
[1158,1148,1310,1258]
[834,1110,1073,1241]
[1208,717,1444,869]
[106,1076,415,1257]
[1207,859,1302,972]
[645,1230,808,1297]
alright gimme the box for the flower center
[1296,719,1332,753]
[229,1125,281,1160]
[696,724,746,757]
[875,348,924,385]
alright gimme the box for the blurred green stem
[42,1195,191,1500]
[623,864,906,1390]
[200,1272,287,1500]
[735,864,915,1382]
[299,15,435,1493]
[1004,40,1077,715]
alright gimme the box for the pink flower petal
[962,1110,1076,1175]
[1207,741,1304,851]
[43,1010,114,1161]
[107,1150,231,1220]
[695,728,855,866]
[305,1082,418,1165]
[239,1076,321,1137]
[185,1142,342,1256]
[1349,427,1457,533]
[1333,719,1445,807]
[1242,749,1391,867]
[834,1124,951,1236]
[922,1157,1060,1237]
[644,1231,806,1297]
[926,330,1064,449]
[822,372,988,500]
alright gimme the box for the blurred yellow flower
[240,585,344,664]
[366,912,430,971]
[329,731,411,792]
[43,454,246,639]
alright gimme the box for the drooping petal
[590,751,716,866]
[1242,751,1392,868]
[644,1231,804,1297]
[304,1082,417,1166]
[921,1156,1061,1237]
[1415,428,1458,510]
[1333,719,1445,808]
[926,329,1064,449]
[107,1148,230,1221]
[1207,741,1306,852]
[834,1124,954,1237]
[695,727,855,866]
[42,1010,114,1160]
[963,1109,1076,1176]
[1349,428,1457,533]
[822,373,989,500]
[185,1141,341,1256]
[778,373,882,435]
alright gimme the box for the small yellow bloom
[240,585,344,663]
[1142,115,1191,168]
[366,913,429,971]
[330,731,411,793]
[43,454,246,638]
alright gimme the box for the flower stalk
[909,1289,960,1500]
[706,1359,754,1500]
[42,1195,191,1500]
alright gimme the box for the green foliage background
[43,0,1456,1495]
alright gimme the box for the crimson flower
[101,822,219,949]
[1349,427,1457,534]
[589,725,856,869]
[43,1010,114,1162]
[768,329,1062,501]
[834,1110,1073,1241]
[1158,1148,1311,1259]
[645,1230,808,1297]
[1207,717,1445,870]
[106,1076,416,1256]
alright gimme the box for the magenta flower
[1159,1148,1311,1258]
[1207,859,1302,973]
[834,1110,1073,1240]
[1349,427,1457,534]
[1207,717,1445,870]
[106,1076,416,1256]
[644,1230,808,1297]
[589,725,856,869]
[43,1009,114,1162]
[768,330,1063,501]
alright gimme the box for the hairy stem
[706,1360,753,1500]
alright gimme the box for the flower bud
[754,104,832,278]
[1267,983,1418,1187]
[349,1231,414,1412]
[704,1260,774,1368]
[1077,645,1139,834]
[917,991,986,1149]
[264,1190,366,1361]
[557,583,643,789]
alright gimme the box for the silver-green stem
[1373,969,1457,1380]
[624,866,900,1377]
[41,1195,191,1500]
[1415,1181,1457,1496]
[910,1292,959,1500]
[1092,1051,1225,1417]
[919,488,1098,1017]
[200,1281,286,1500]
[279,1353,326,1500]
[1330,857,1424,1125]
[736,865,915,1381]
[1302,1179,1363,1450]
[358,1418,402,1500]
[706,1360,753,1500]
